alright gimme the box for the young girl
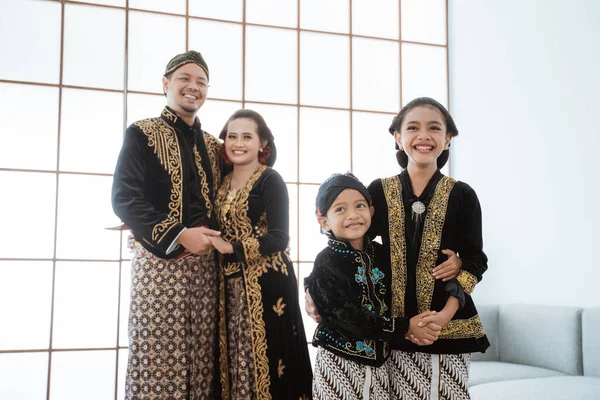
[368,97,490,399]
[305,172,444,400]
[206,109,313,399]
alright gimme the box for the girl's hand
[432,249,462,281]
[207,235,234,254]
[406,311,442,346]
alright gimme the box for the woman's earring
[259,148,263,153]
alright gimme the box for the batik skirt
[125,245,219,400]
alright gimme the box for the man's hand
[305,291,322,323]
[406,311,442,346]
[127,233,135,251]
[432,249,462,281]
[176,227,220,255]
[207,235,234,254]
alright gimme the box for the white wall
[448,0,600,307]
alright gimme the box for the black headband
[315,172,371,217]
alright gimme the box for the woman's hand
[207,235,234,254]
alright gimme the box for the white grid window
[0,1,449,397]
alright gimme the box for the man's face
[162,63,208,118]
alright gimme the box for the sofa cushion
[469,361,566,387]
[472,304,499,362]
[583,307,600,377]
[469,376,600,400]
[499,304,583,375]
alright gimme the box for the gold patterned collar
[161,106,202,133]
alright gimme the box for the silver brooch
[411,201,426,222]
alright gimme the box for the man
[112,50,222,399]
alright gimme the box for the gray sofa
[469,304,600,399]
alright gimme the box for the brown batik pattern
[313,348,396,400]
[125,245,219,400]
[225,276,256,400]
[387,350,471,400]
[439,353,471,400]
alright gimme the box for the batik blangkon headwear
[164,50,209,80]
[315,172,371,217]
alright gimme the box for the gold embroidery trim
[136,118,183,244]
[273,298,286,316]
[415,176,456,313]
[204,132,222,190]
[244,256,271,399]
[381,176,407,318]
[161,107,178,123]
[457,270,478,295]
[223,263,241,276]
[277,359,285,377]
[193,145,213,218]
[440,314,485,339]
[242,237,261,261]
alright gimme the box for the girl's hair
[388,97,458,169]
[218,109,277,167]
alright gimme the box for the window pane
[197,99,243,137]
[117,349,129,400]
[127,92,166,126]
[0,0,61,83]
[352,0,399,40]
[441,160,450,177]
[0,261,52,350]
[52,262,119,348]
[0,352,48,400]
[121,231,132,260]
[60,88,124,174]
[71,0,125,6]
[0,83,58,170]
[300,0,349,34]
[189,0,243,22]
[56,174,121,260]
[299,108,350,183]
[63,4,125,90]
[50,350,116,400]
[308,340,317,363]
[128,11,186,93]
[300,32,350,108]
[352,111,399,185]
[287,184,298,262]
[189,20,243,100]
[298,184,326,261]
[129,0,185,14]
[352,38,400,112]
[119,261,131,346]
[297,262,316,341]
[245,103,298,182]
[245,26,297,104]
[0,172,56,258]
[401,0,447,45]
[401,43,448,107]
[246,0,297,28]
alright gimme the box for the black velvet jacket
[368,170,490,354]
[305,238,410,367]
[112,106,222,259]
[215,165,313,399]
